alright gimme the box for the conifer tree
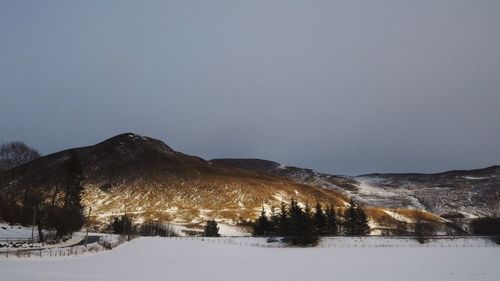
[277,201,289,236]
[344,199,358,235]
[253,207,271,236]
[325,205,338,236]
[287,199,318,245]
[344,199,370,235]
[269,206,279,235]
[355,205,370,235]
[204,219,220,237]
[313,202,327,235]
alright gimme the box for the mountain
[1,133,497,234]
[212,159,500,217]
[0,133,349,233]
[354,166,500,217]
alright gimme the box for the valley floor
[1,237,499,281]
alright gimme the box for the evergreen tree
[343,199,370,235]
[253,207,271,236]
[313,202,327,235]
[354,205,370,235]
[204,219,220,237]
[269,206,279,235]
[325,205,338,236]
[111,215,133,235]
[344,199,358,235]
[277,201,289,236]
[287,199,318,245]
[43,150,85,239]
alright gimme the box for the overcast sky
[1,1,499,175]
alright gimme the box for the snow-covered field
[1,237,499,281]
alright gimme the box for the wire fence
[1,235,497,258]
[0,235,126,259]
[169,235,500,248]
[0,236,39,244]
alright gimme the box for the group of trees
[108,216,220,238]
[0,142,43,226]
[109,216,177,237]
[36,150,85,240]
[470,217,500,236]
[0,147,85,241]
[253,198,370,245]
[0,141,40,171]
[413,212,438,243]
[470,216,500,244]
[204,219,220,237]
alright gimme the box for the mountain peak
[96,133,175,155]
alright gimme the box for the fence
[169,235,500,248]
[1,235,497,258]
[0,236,39,244]
[0,235,126,259]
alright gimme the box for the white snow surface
[217,224,250,236]
[462,176,491,180]
[0,223,39,239]
[382,210,414,223]
[1,237,499,281]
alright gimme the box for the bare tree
[0,141,41,170]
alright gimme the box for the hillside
[1,133,496,234]
[212,159,500,216]
[0,133,350,232]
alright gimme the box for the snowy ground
[1,237,499,281]
[0,223,37,239]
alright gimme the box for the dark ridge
[210,158,281,173]
[358,165,500,178]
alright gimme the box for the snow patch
[462,176,491,180]
[382,210,414,223]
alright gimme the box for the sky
[1,0,499,175]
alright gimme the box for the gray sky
[1,1,499,175]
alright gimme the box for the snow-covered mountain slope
[1,133,497,234]
[0,133,350,231]
[353,167,500,218]
[211,159,500,221]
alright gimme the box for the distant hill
[0,133,348,232]
[1,133,498,234]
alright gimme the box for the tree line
[109,216,178,237]
[253,198,370,245]
[0,149,84,241]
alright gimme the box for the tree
[344,199,358,235]
[111,215,134,236]
[413,211,436,244]
[313,203,327,235]
[355,205,370,235]
[470,216,500,235]
[204,219,220,237]
[471,216,500,244]
[343,199,370,235]
[138,220,176,237]
[253,207,271,236]
[34,150,85,239]
[277,202,289,236]
[287,199,318,245]
[325,205,338,236]
[0,141,40,170]
[269,206,280,235]
[46,206,85,238]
